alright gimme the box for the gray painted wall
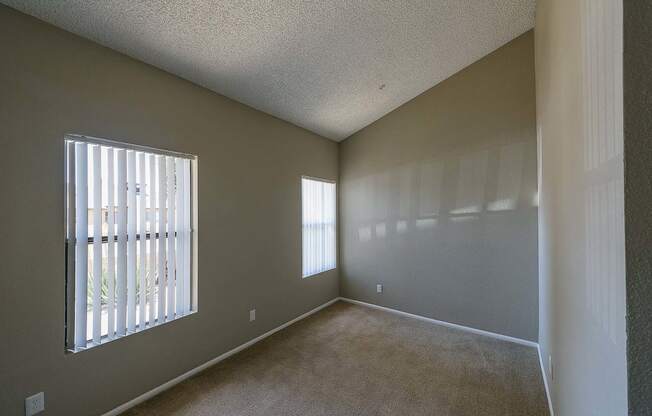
[536,0,628,414]
[624,2,652,414]
[0,6,338,416]
[339,32,539,342]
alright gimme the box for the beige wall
[0,6,338,416]
[536,0,627,414]
[339,32,539,341]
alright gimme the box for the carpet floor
[123,301,549,416]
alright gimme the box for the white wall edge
[537,344,555,416]
[338,297,539,348]
[102,297,340,416]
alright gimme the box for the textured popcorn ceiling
[3,1,535,140]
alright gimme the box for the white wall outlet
[25,392,44,416]
[548,355,554,381]
[249,309,256,322]
[377,284,383,293]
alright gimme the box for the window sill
[302,267,336,279]
[66,309,197,354]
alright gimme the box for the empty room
[1,1,650,415]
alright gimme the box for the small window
[301,177,336,277]
[65,135,197,351]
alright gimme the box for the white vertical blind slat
[74,142,88,349]
[307,179,312,275]
[318,182,322,270]
[311,180,316,274]
[148,154,157,326]
[106,148,115,339]
[127,151,137,332]
[304,179,308,276]
[332,183,337,269]
[183,159,192,312]
[166,157,176,320]
[138,152,146,329]
[325,183,330,270]
[301,179,306,275]
[324,185,328,267]
[157,156,167,323]
[116,149,128,337]
[66,142,75,350]
[305,179,310,276]
[314,181,318,272]
[320,183,324,270]
[302,179,308,276]
[330,183,337,269]
[175,158,185,316]
[92,145,102,344]
[322,182,328,270]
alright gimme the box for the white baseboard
[102,297,340,416]
[338,297,539,348]
[537,345,555,416]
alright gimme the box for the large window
[301,177,336,277]
[65,135,196,351]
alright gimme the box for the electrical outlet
[548,355,554,381]
[377,284,383,293]
[25,392,44,416]
[249,309,256,322]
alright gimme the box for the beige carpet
[123,301,549,416]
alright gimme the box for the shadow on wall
[350,140,535,245]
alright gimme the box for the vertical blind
[301,177,336,277]
[65,137,194,351]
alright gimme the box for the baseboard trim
[338,297,539,348]
[102,297,340,416]
[537,345,555,416]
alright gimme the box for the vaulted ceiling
[3,1,535,140]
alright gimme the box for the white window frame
[64,134,198,352]
[301,176,337,278]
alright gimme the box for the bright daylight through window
[65,135,196,351]
[301,177,336,278]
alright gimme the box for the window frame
[64,134,198,352]
[300,175,337,278]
